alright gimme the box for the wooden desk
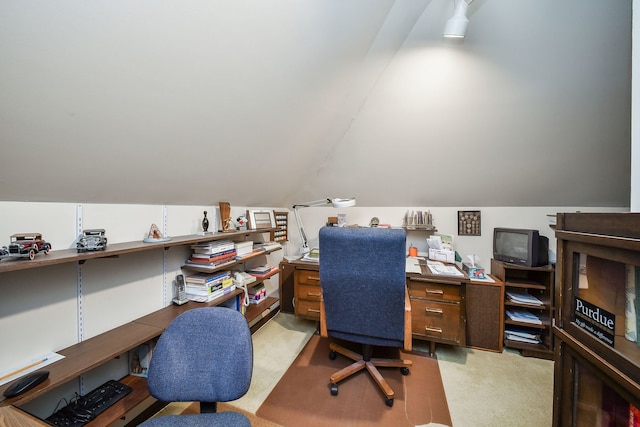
[406,266,467,356]
[0,406,50,426]
[281,259,503,355]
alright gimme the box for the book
[191,249,236,260]
[129,339,156,378]
[187,284,236,302]
[631,403,640,427]
[191,240,235,254]
[188,254,237,265]
[235,242,254,257]
[186,281,225,296]
[185,258,237,269]
[185,271,230,285]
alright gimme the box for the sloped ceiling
[0,0,632,208]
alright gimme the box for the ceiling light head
[443,0,471,40]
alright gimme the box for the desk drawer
[408,279,461,302]
[296,299,321,320]
[295,283,322,301]
[295,270,321,286]
[410,299,461,343]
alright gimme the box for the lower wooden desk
[0,406,50,426]
[280,259,503,354]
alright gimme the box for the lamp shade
[330,198,356,208]
[443,0,470,39]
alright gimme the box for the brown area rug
[256,335,452,427]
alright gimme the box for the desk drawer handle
[425,307,443,314]
[426,289,444,295]
[307,292,322,297]
[307,308,320,313]
[425,327,443,334]
[306,276,320,282]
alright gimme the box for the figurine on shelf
[202,211,210,233]
[143,224,170,243]
[236,215,248,231]
[219,201,233,232]
[148,224,163,239]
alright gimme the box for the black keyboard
[45,379,132,426]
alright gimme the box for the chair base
[328,342,412,406]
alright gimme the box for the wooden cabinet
[552,213,640,427]
[272,211,289,242]
[465,277,504,352]
[0,228,279,426]
[407,275,466,356]
[294,268,322,321]
[491,258,555,359]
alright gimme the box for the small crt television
[493,228,549,267]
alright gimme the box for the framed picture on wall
[458,210,481,236]
[247,210,276,229]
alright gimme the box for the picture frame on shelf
[247,210,276,230]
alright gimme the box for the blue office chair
[319,226,412,407]
[139,307,253,427]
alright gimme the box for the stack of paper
[506,291,543,306]
[505,327,542,344]
[506,309,542,324]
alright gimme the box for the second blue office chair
[139,307,253,427]
[319,226,412,407]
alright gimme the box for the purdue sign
[574,297,615,347]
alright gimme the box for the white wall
[0,201,282,417]
[287,206,629,267]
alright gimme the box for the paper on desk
[0,352,64,386]
[405,257,423,274]
[428,264,464,277]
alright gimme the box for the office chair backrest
[319,226,407,347]
[147,307,253,404]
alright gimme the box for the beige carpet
[160,313,555,427]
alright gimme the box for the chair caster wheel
[330,383,338,396]
[401,367,410,375]
[329,350,337,360]
[385,397,394,407]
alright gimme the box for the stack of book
[185,271,234,302]
[248,283,268,304]
[186,240,237,269]
[234,241,254,258]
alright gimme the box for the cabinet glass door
[566,250,640,374]
[566,345,640,427]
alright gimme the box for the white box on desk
[429,248,455,263]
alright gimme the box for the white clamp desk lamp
[292,197,356,255]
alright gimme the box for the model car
[3,233,51,260]
[77,229,107,252]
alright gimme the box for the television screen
[495,231,530,260]
[493,228,548,267]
